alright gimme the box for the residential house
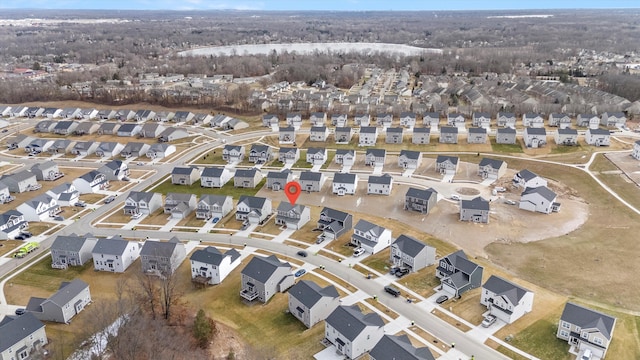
[585,128,611,146]
[98,160,129,181]
[25,107,45,118]
[335,149,356,166]
[190,246,241,285]
[411,127,431,144]
[117,123,142,137]
[0,312,48,360]
[405,187,438,214]
[0,183,11,204]
[97,109,116,120]
[50,234,98,267]
[0,105,10,117]
[233,168,263,188]
[0,210,27,240]
[549,113,572,128]
[275,203,311,230]
[331,114,348,127]
[288,280,340,328]
[72,170,108,194]
[30,161,63,181]
[351,219,392,254]
[6,134,34,150]
[365,148,386,167]
[309,112,327,126]
[519,186,561,214]
[11,105,29,117]
[97,122,120,135]
[317,207,353,242]
[266,170,293,191]
[139,123,166,138]
[33,120,57,133]
[472,112,491,129]
[477,158,507,180]
[423,112,440,127]
[115,109,136,121]
[25,138,54,154]
[459,197,490,223]
[481,275,534,324]
[192,113,213,125]
[306,147,328,165]
[16,194,60,222]
[439,126,459,144]
[367,174,393,195]
[632,140,640,160]
[140,237,187,275]
[222,144,245,163]
[248,144,273,164]
[123,191,162,215]
[496,127,517,144]
[577,114,600,129]
[513,169,547,188]
[398,150,422,169]
[45,182,79,207]
[555,128,579,146]
[73,121,99,135]
[447,113,466,129]
[385,127,404,144]
[201,167,231,188]
[557,302,616,359]
[236,195,272,224]
[523,127,547,148]
[262,114,279,127]
[120,142,150,158]
[278,125,296,144]
[42,107,63,119]
[358,126,378,146]
[354,113,371,126]
[278,147,300,165]
[375,113,393,129]
[60,107,81,119]
[171,166,200,186]
[390,234,436,272]
[435,155,459,175]
[399,112,416,128]
[299,171,325,192]
[52,121,78,135]
[92,238,142,273]
[164,193,197,219]
[497,112,516,128]
[324,305,385,359]
[1,170,39,193]
[600,111,627,128]
[146,143,176,159]
[370,335,435,360]
[309,126,329,142]
[332,172,358,196]
[435,250,484,297]
[173,111,195,123]
[158,127,189,142]
[76,108,99,120]
[522,113,544,128]
[133,110,156,122]
[240,255,294,303]
[26,279,91,323]
[47,139,74,155]
[196,194,233,220]
[335,126,354,144]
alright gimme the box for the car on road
[504,199,517,205]
[294,269,307,277]
[384,285,401,297]
[211,217,220,224]
[481,314,497,328]
[353,247,365,257]
[14,308,26,316]
[131,213,142,220]
[450,194,460,201]
[395,268,410,278]
[137,162,144,166]
[435,295,449,304]
[53,216,65,221]
[296,250,308,257]
[104,196,116,204]
[1,129,8,133]
[74,202,87,207]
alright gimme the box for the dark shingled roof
[461,197,490,211]
[478,158,505,169]
[190,246,240,266]
[522,186,557,202]
[560,302,616,340]
[0,312,46,353]
[325,305,384,341]
[241,255,291,283]
[288,280,339,308]
[392,234,429,257]
[369,334,435,360]
[483,275,531,305]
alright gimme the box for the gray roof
[279,147,298,155]
[47,182,75,196]
[3,169,35,183]
[441,250,481,276]
[368,173,393,185]
[354,219,386,236]
[241,255,291,283]
[0,312,45,353]
[558,128,578,135]
[468,127,486,134]
[190,246,240,266]
[483,275,531,305]
[267,170,291,180]
[399,150,421,160]
[335,149,355,156]
[522,186,557,202]
[440,126,458,134]
[461,197,490,211]
[406,187,437,201]
[473,112,491,118]
[278,125,295,132]
[413,127,430,134]
[525,127,546,136]
[249,144,269,153]
[93,238,136,256]
[97,142,120,152]
[237,195,268,209]
[289,280,339,308]
[52,234,94,252]
[235,168,259,178]
[140,239,181,258]
[79,170,104,183]
[48,279,89,307]
[102,159,125,171]
[360,126,377,134]
[172,166,198,176]
[370,334,435,360]
[333,172,357,184]
[325,305,384,341]
[497,127,516,134]
[386,127,403,134]
[166,192,196,202]
[199,194,231,206]
[148,143,172,152]
[299,171,322,182]
[366,148,386,158]
[436,155,459,165]
[589,128,611,135]
[22,194,55,210]
[201,167,225,178]
[127,191,159,203]
[498,112,515,118]
[335,126,352,133]
[118,123,139,132]
[392,234,429,257]
[307,147,326,155]
[560,302,616,340]
[478,158,505,169]
[320,207,351,222]
[310,126,327,132]
[516,169,539,181]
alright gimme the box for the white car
[481,314,497,327]
[131,213,142,220]
[353,248,365,257]
[450,194,460,201]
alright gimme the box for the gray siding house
[222,144,245,163]
[1,170,39,193]
[299,171,325,192]
[275,203,311,230]
[171,166,201,186]
[164,193,197,219]
[288,280,340,328]
[248,144,273,164]
[201,167,231,188]
[398,150,422,169]
[233,168,263,188]
[50,234,98,268]
[439,126,458,144]
[467,127,487,144]
[26,279,91,324]
[523,127,547,148]
[266,170,293,191]
[390,234,436,272]
[335,126,353,144]
[557,302,616,360]
[435,250,484,297]
[309,126,329,142]
[370,335,435,360]
[495,127,517,144]
[324,305,385,360]
[123,191,163,215]
[477,158,507,180]
[435,155,459,175]
[140,237,187,275]
[196,194,233,220]
[236,195,272,224]
[405,187,438,214]
[412,127,430,144]
[240,255,294,303]
[317,207,353,241]
[460,197,490,223]
[385,127,404,144]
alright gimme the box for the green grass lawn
[321,151,336,169]
[497,318,570,360]
[490,139,524,153]
[291,150,313,169]
[147,178,266,200]
[8,256,91,292]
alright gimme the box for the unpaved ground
[258,169,589,257]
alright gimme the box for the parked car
[395,268,410,278]
[74,202,86,207]
[315,236,325,244]
[137,162,144,166]
[211,217,220,224]
[53,216,65,221]
[104,196,116,204]
[435,295,449,304]
[353,247,365,257]
[450,194,460,201]
[296,250,308,257]
[384,285,401,297]
[504,199,517,205]
[131,213,142,220]
[14,234,25,240]
[14,308,26,316]
[494,186,507,192]
[1,129,8,133]
[294,269,307,277]
[20,231,32,238]
[580,349,593,360]
[389,267,400,276]
[481,314,497,328]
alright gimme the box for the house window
[581,331,589,339]
[593,337,603,346]
[561,321,571,329]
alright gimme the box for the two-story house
[385,127,404,144]
[354,113,371,126]
[278,126,296,144]
[585,128,610,146]
[92,237,142,273]
[146,143,176,159]
[370,334,435,360]
[365,148,386,167]
[522,113,544,128]
[405,187,438,214]
[513,169,547,188]
[335,126,353,144]
[196,194,233,221]
[459,197,490,223]
[523,127,547,148]
[248,144,273,164]
[367,173,393,195]
[399,112,417,128]
[309,112,327,126]
[600,111,627,128]
[398,150,422,170]
[351,219,392,254]
[120,142,150,158]
[72,170,109,194]
[140,237,187,275]
[45,182,79,207]
[200,167,231,188]
[495,127,517,144]
[275,203,311,230]
[299,171,325,192]
[310,126,329,142]
[222,144,245,163]
[317,207,353,242]
[1,170,39,193]
[439,126,459,144]
[0,312,48,360]
[519,186,561,214]
[472,112,491,129]
[435,155,459,175]
[0,210,27,240]
[236,195,272,225]
[335,149,356,167]
[477,158,507,180]
[262,114,279,127]
[467,127,488,144]
[190,246,241,285]
[435,250,484,297]
[50,234,98,268]
[16,194,61,222]
[331,113,348,127]
[481,275,534,324]
[233,168,263,188]
[278,147,300,165]
[98,160,129,181]
[171,166,201,186]
[496,112,516,128]
[423,112,440,127]
[358,126,377,146]
[123,191,163,215]
[164,193,197,219]
[30,161,63,181]
[266,170,292,191]
[26,279,91,324]
[288,280,340,328]
[390,234,436,272]
[412,127,431,144]
[324,305,385,359]
[306,147,328,165]
[557,302,616,359]
[549,113,572,128]
[332,172,358,196]
[555,127,579,146]
[240,255,294,303]
[95,142,125,158]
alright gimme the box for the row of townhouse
[261,111,628,130]
[32,119,190,142]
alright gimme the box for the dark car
[53,216,64,221]
[14,308,26,316]
[395,268,410,278]
[296,250,308,257]
[436,295,449,304]
[20,232,32,238]
[211,217,220,224]
[14,234,25,240]
[384,285,401,297]
[74,202,87,207]
[389,267,400,275]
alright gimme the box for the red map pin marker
[285,181,302,205]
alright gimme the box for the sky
[1,0,639,11]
